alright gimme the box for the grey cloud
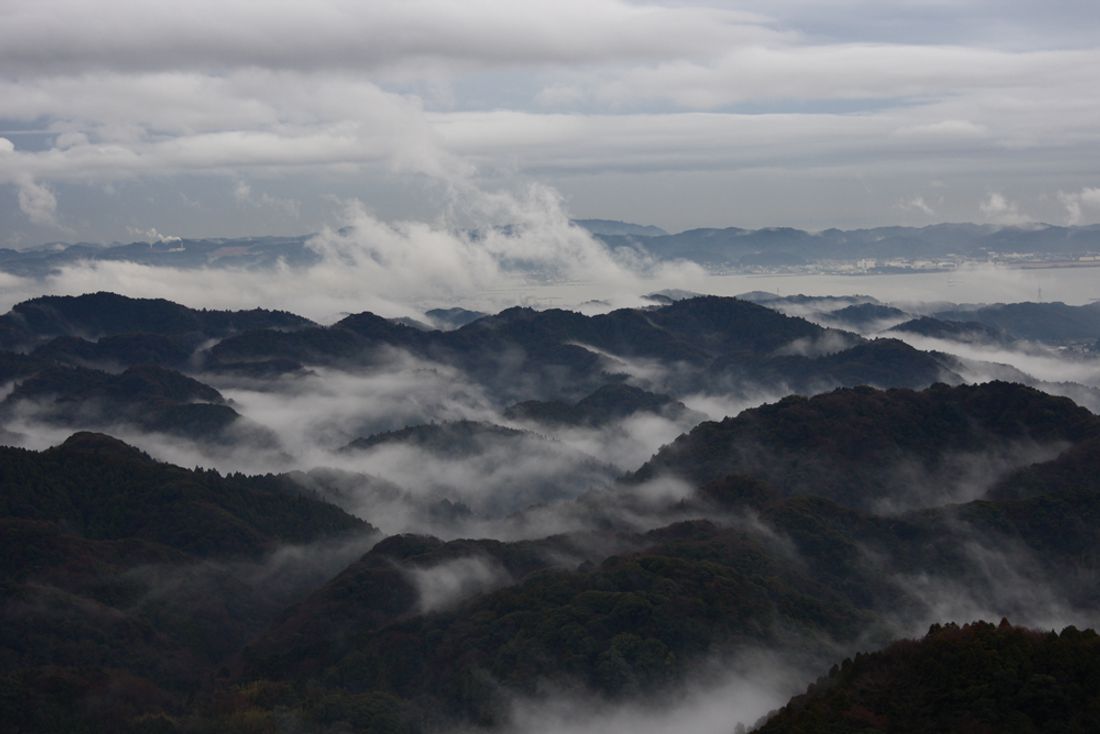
[570,45,1098,110]
[16,178,62,229]
[0,1,780,77]
[727,0,1100,49]
[1058,187,1100,225]
[1,1,1098,235]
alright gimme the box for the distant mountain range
[5,221,1100,276]
[3,291,1099,450]
[603,221,1100,268]
[572,218,669,237]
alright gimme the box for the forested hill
[633,381,1100,511]
[3,289,1100,733]
[0,432,369,557]
[755,621,1100,734]
[4,384,1100,731]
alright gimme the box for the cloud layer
[1,0,1098,239]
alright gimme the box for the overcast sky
[2,0,1099,244]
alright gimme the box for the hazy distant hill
[934,301,1100,343]
[6,223,1100,279]
[201,294,957,400]
[822,302,910,329]
[890,315,1013,345]
[598,222,1100,267]
[506,383,697,426]
[0,235,320,277]
[572,218,668,237]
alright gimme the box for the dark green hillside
[0,433,375,730]
[506,383,695,427]
[934,301,1100,344]
[206,324,376,367]
[0,292,313,350]
[823,302,908,328]
[6,389,1100,732]
[334,311,432,346]
[1,363,243,441]
[226,430,1100,730]
[204,295,962,402]
[343,420,527,457]
[243,533,577,682]
[0,351,51,382]
[634,381,1099,510]
[31,333,197,369]
[242,520,873,723]
[340,420,619,514]
[987,436,1100,501]
[890,315,1011,344]
[0,432,367,556]
[756,621,1100,734]
[424,306,486,329]
[735,337,957,391]
[0,293,973,405]
[643,296,824,356]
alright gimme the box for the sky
[1,0,1099,245]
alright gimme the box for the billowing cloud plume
[979,192,1031,226]
[897,195,937,217]
[16,178,62,228]
[0,176,706,321]
[1058,186,1100,225]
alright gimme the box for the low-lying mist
[481,650,817,734]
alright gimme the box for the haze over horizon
[2,0,1100,246]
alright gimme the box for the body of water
[500,262,1100,313]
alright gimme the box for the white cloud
[894,119,988,139]
[979,192,1031,226]
[125,226,180,243]
[16,178,62,228]
[233,180,300,217]
[1057,186,1100,225]
[897,195,936,217]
